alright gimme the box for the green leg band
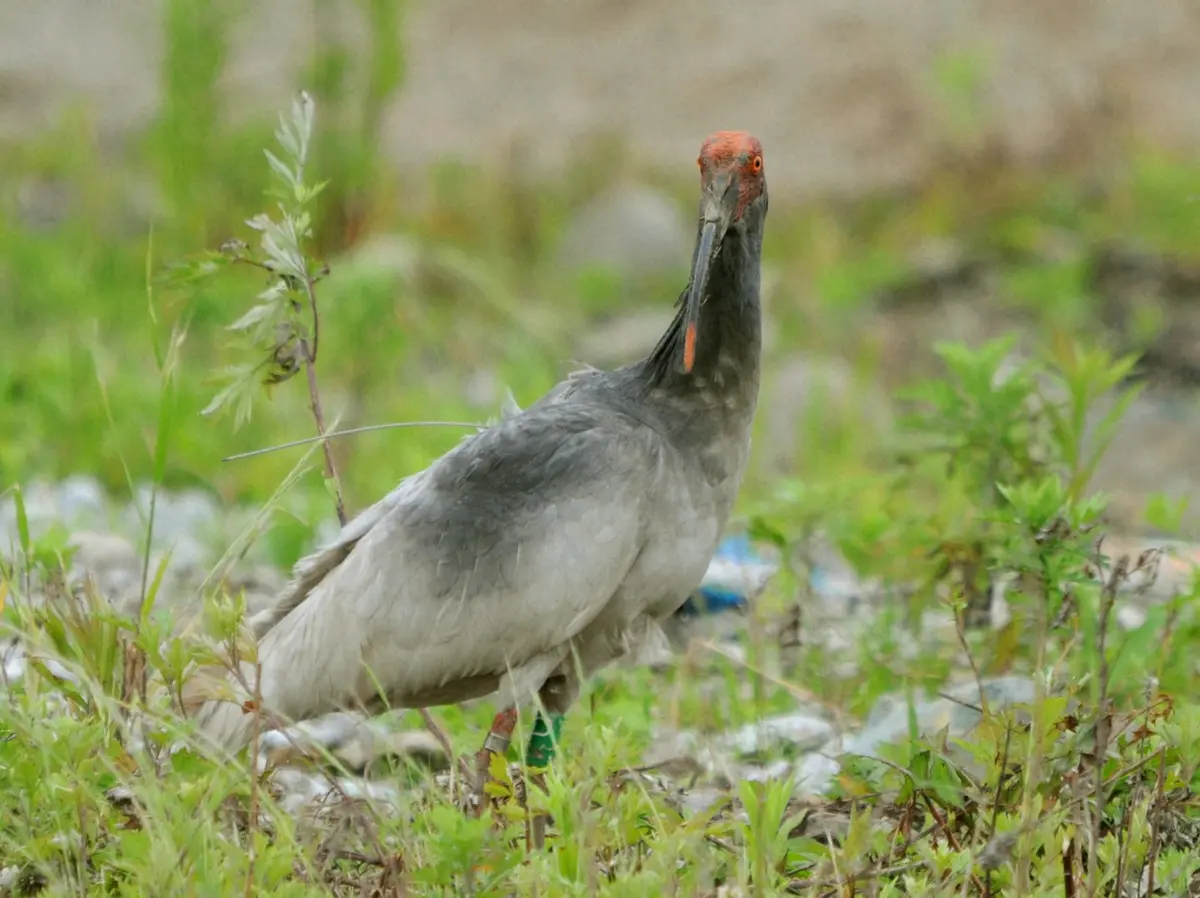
[525,711,564,768]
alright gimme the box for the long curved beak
[682,171,737,373]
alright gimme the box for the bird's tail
[184,475,423,753]
[179,515,369,752]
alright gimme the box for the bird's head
[682,131,767,372]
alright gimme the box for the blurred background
[4,0,1200,567]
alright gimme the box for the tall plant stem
[299,275,346,527]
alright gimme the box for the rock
[988,573,1016,631]
[680,786,728,816]
[2,639,23,683]
[793,751,842,796]
[792,676,1038,798]
[68,531,141,611]
[642,706,834,790]
[1,477,113,550]
[640,730,709,783]
[258,712,448,775]
[258,711,364,769]
[269,767,404,818]
[736,758,794,783]
[557,183,691,281]
[1115,604,1148,631]
[0,479,251,615]
[1,640,80,688]
[853,675,1036,756]
[334,729,447,774]
[722,711,835,757]
[1102,535,1196,604]
[123,487,221,562]
[56,475,107,523]
[324,775,403,807]
[1088,392,1200,531]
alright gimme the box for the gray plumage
[193,131,769,750]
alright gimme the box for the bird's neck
[643,228,763,404]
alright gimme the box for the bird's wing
[245,471,427,640]
[253,378,551,639]
[247,370,594,640]
[198,400,666,747]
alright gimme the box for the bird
[189,130,769,801]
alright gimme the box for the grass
[1,9,1200,894]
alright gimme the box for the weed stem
[299,331,346,527]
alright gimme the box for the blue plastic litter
[677,533,778,617]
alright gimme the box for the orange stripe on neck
[683,322,697,372]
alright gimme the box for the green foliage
[306,0,407,250]
[179,92,331,430]
[0,7,1198,894]
[5,276,1198,894]
[152,0,240,238]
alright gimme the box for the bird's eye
[750,155,763,174]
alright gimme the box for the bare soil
[4,0,1200,196]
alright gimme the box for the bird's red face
[681,131,765,372]
[697,131,766,222]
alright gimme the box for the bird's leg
[525,710,564,768]
[523,672,577,847]
[524,710,564,849]
[471,706,518,816]
[528,670,576,770]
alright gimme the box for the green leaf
[260,223,307,281]
[263,148,296,189]
[138,546,174,629]
[12,484,30,558]
[201,364,258,427]
[158,253,230,288]
[1144,493,1189,533]
[226,302,277,333]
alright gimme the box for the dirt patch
[4,0,1200,196]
